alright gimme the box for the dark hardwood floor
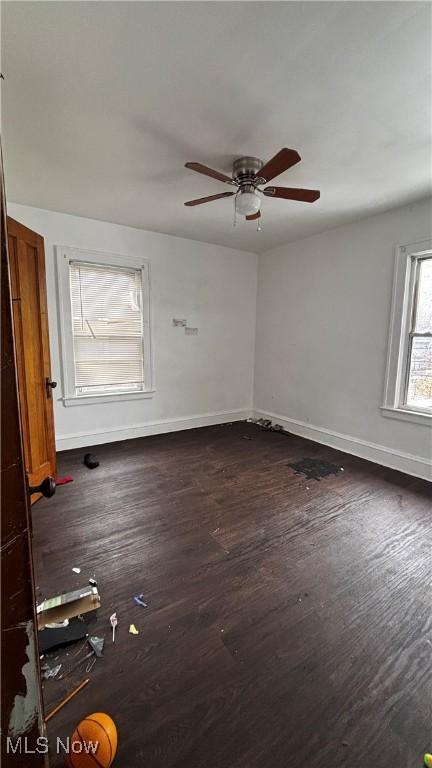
[34,422,431,768]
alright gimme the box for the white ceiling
[2,1,431,253]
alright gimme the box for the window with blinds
[404,255,432,410]
[69,261,146,396]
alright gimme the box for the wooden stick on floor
[45,678,89,723]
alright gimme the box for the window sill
[380,405,431,426]
[62,390,155,407]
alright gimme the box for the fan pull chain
[233,200,237,228]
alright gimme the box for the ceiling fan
[184,148,320,227]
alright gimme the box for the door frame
[1,143,47,765]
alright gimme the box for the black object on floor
[83,453,99,469]
[288,457,341,481]
[39,617,88,653]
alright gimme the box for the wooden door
[7,217,56,500]
[1,149,46,765]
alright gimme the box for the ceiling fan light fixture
[236,189,261,217]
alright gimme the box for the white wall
[254,199,432,480]
[8,198,432,480]
[8,203,258,450]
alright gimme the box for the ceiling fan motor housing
[233,157,263,187]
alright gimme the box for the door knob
[29,476,56,498]
[45,378,57,397]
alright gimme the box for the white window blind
[69,261,145,396]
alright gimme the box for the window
[57,248,153,405]
[404,256,432,410]
[383,241,432,424]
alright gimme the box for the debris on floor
[88,635,105,657]
[129,623,139,635]
[58,639,104,680]
[84,453,100,469]
[41,662,62,679]
[247,417,285,433]
[72,566,81,574]
[89,577,98,587]
[38,617,88,654]
[133,593,148,608]
[110,612,117,642]
[37,585,101,629]
[45,678,89,723]
[57,475,73,485]
[86,657,97,673]
[256,418,272,429]
[288,458,342,481]
[37,585,100,653]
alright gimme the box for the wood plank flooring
[33,422,431,768]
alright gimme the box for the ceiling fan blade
[184,192,235,206]
[264,186,320,203]
[258,148,301,183]
[185,162,234,185]
[245,211,261,221]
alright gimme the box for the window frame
[382,240,432,425]
[56,246,154,406]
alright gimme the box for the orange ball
[68,712,117,768]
